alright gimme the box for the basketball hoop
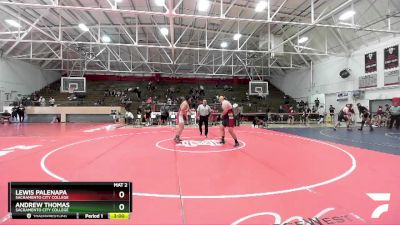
[68,87,76,94]
[257,91,267,98]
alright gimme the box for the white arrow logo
[367,193,391,219]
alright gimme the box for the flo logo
[367,193,391,219]
[177,140,222,147]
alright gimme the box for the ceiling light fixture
[255,1,268,12]
[154,0,164,6]
[198,0,211,12]
[102,35,111,43]
[233,33,242,40]
[5,19,21,28]
[298,36,309,44]
[78,23,89,32]
[160,27,169,36]
[339,10,356,21]
[220,41,228,48]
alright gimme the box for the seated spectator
[125,111,134,124]
[1,110,12,124]
[39,96,46,106]
[51,116,61,123]
[376,105,384,127]
[284,95,289,104]
[146,97,152,104]
[133,87,141,100]
[252,117,265,128]
[199,85,205,96]
[49,97,55,107]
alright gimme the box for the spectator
[17,104,25,123]
[51,116,61,123]
[125,111,134,125]
[385,104,391,127]
[299,100,305,112]
[284,95,289,104]
[49,97,55,107]
[388,103,400,129]
[144,104,152,126]
[329,105,335,123]
[146,97,152,104]
[233,103,241,127]
[252,117,265,128]
[314,98,320,108]
[287,106,295,124]
[39,96,46,106]
[278,105,284,121]
[1,110,11,124]
[133,87,141,100]
[199,85,205,96]
[160,103,170,125]
[376,106,384,127]
[11,105,18,122]
[317,106,325,124]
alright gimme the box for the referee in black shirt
[197,99,212,137]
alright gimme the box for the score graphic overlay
[8,182,132,220]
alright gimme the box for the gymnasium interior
[0,0,400,224]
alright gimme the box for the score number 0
[118,191,125,211]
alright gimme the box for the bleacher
[34,78,295,114]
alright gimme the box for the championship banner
[384,45,399,70]
[359,73,377,89]
[384,69,400,86]
[336,92,349,101]
[364,51,377,73]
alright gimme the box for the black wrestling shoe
[234,142,240,147]
[219,139,225,144]
[174,137,182,143]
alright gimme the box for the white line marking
[385,132,400,140]
[41,129,357,199]
[0,213,10,224]
[2,145,41,151]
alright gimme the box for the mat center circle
[156,136,246,153]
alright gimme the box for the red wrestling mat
[1,124,400,224]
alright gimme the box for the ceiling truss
[0,0,399,79]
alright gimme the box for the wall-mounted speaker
[340,68,351,79]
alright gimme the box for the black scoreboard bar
[8,182,132,220]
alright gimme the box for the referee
[197,99,212,137]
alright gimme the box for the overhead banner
[384,45,399,70]
[364,51,377,73]
[337,92,349,101]
[384,69,400,86]
[359,73,378,89]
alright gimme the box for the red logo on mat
[177,140,222,147]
